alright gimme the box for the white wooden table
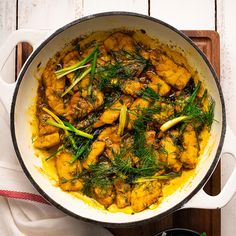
[1,0,236,235]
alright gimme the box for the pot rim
[10,11,226,228]
[154,227,201,236]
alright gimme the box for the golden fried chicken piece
[158,134,182,172]
[56,149,83,191]
[37,112,59,136]
[104,32,135,53]
[83,141,106,169]
[65,92,93,122]
[65,89,104,122]
[146,71,171,96]
[98,126,121,160]
[94,95,133,128]
[62,50,79,82]
[180,124,199,168]
[127,98,150,129]
[93,185,115,208]
[114,179,131,208]
[154,54,191,90]
[42,63,65,115]
[121,80,144,98]
[34,133,60,149]
[131,181,162,212]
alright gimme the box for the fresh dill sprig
[82,162,114,195]
[131,113,163,177]
[79,144,165,195]
[119,50,148,64]
[95,50,148,90]
[142,87,174,104]
[179,82,215,127]
[69,140,91,164]
[96,63,131,90]
[142,87,162,101]
[111,148,166,180]
[160,82,215,131]
[181,81,201,114]
[113,50,149,76]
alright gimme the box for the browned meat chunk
[114,179,131,208]
[152,102,175,125]
[131,181,162,212]
[98,126,121,160]
[121,80,144,97]
[94,95,133,128]
[146,71,171,96]
[38,112,59,136]
[180,124,199,168]
[97,45,112,66]
[127,98,150,129]
[104,32,135,53]
[34,133,60,149]
[65,92,93,122]
[56,149,83,191]
[145,130,156,146]
[158,133,182,172]
[153,54,191,90]
[93,185,115,208]
[83,141,106,169]
[42,63,65,115]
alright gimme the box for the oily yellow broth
[35,129,209,214]
[31,29,212,214]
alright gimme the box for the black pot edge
[10,11,226,228]
[154,228,201,236]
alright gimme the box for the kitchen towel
[0,101,112,236]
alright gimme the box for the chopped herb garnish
[46,120,93,139]
[61,67,91,97]
[160,81,215,131]
[117,104,127,136]
[55,45,98,79]
[96,63,131,90]
[69,140,90,163]
[160,116,189,132]
[88,50,98,95]
[45,146,65,161]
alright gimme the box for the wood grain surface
[16,30,220,236]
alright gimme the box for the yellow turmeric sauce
[32,128,210,214]
[31,29,213,214]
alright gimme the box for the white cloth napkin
[0,102,113,236]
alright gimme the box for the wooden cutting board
[16,30,220,236]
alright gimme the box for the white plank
[83,0,148,16]
[217,0,236,235]
[18,0,83,30]
[0,0,17,83]
[150,0,215,30]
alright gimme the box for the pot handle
[0,29,51,114]
[183,125,236,209]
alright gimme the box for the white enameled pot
[1,12,236,227]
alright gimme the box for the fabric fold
[0,103,112,236]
